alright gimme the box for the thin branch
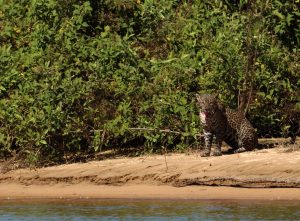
[91,127,204,138]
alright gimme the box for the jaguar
[196,94,258,157]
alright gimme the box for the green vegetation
[0,0,299,165]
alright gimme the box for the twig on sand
[163,146,168,172]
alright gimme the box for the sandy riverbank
[1,143,300,200]
[1,184,300,201]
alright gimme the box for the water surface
[0,199,299,220]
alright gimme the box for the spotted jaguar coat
[196,94,258,157]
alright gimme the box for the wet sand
[1,183,300,200]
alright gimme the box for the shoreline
[1,183,300,201]
[1,145,300,201]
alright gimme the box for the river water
[0,199,299,220]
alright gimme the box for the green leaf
[40,140,47,145]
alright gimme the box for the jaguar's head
[196,93,220,118]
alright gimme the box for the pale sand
[1,184,300,200]
[1,144,300,200]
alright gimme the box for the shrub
[0,0,299,165]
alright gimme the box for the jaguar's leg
[200,130,213,157]
[234,138,247,153]
[211,136,222,156]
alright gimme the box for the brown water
[0,199,300,220]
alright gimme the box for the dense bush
[0,0,299,164]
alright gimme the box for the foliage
[0,0,299,164]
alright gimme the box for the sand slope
[2,148,300,187]
[1,146,300,200]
